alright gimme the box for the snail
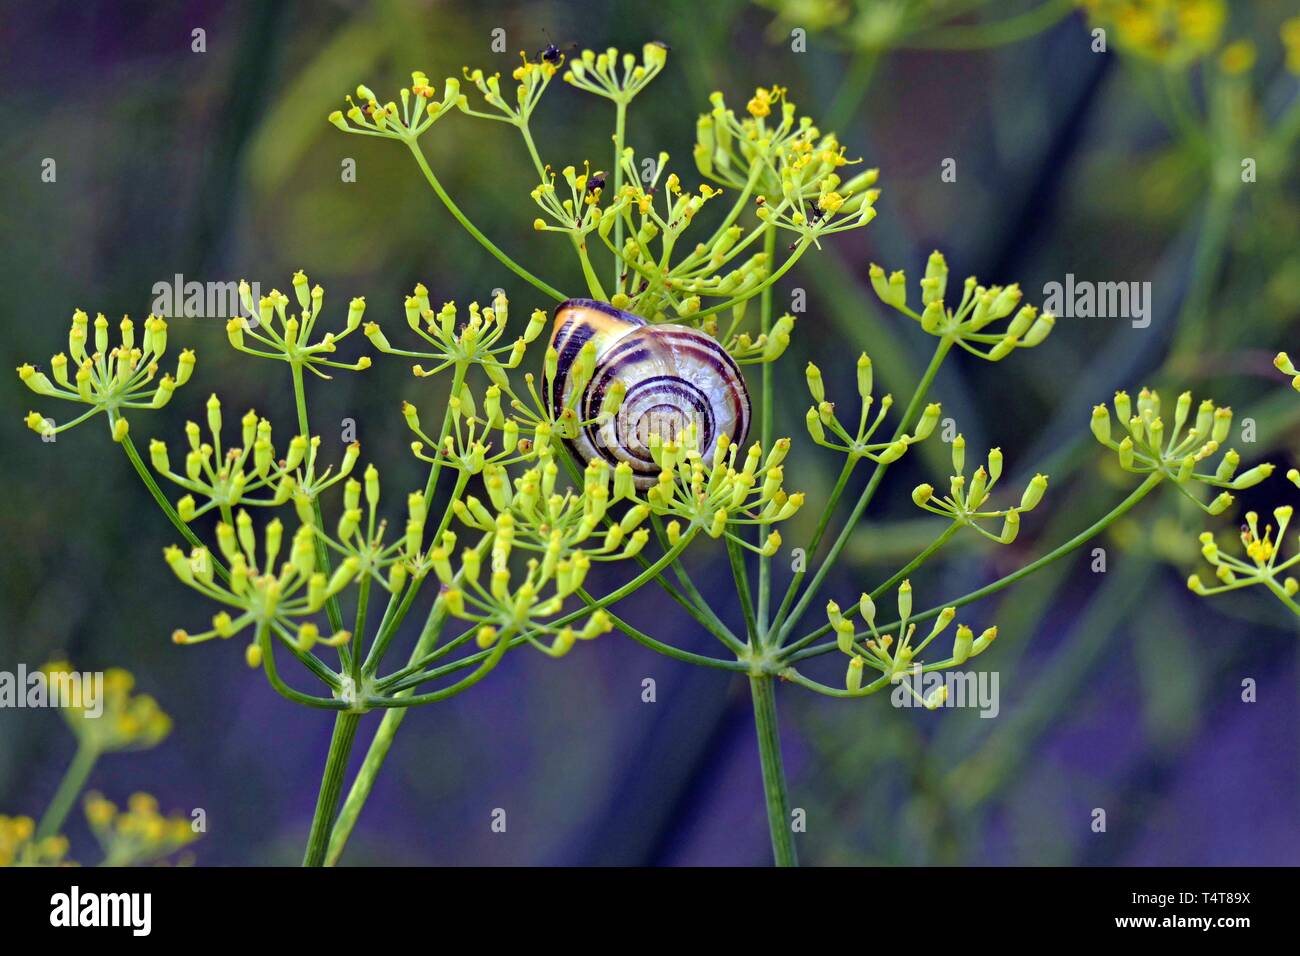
[547,299,750,488]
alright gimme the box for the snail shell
[547,299,750,488]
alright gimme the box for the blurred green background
[2,0,1298,864]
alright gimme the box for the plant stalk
[35,742,98,842]
[749,675,797,866]
[290,361,346,645]
[757,225,776,636]
[405,138,565,301]
[119,432,230,582]
[302,710,361,866]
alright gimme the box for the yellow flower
[746,85,784,118]
[84,791,200,867]
[45,663,172,754]
[1086,0,1227,66]
[1284,17,1300,75]
[817,191,846,214]
[1218,40,1256,75]
[1241,512,1276,566]
[0,815,72,867]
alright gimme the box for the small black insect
[538,30,577,65]
[586,171,606,193]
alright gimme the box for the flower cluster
[366,288,541,382]
[0,816,70,867]
[1187,354,1300,616]
[1080,0,1226,66]
[149,394,360,523]
[84,791,200,867]
[563,43,668,103]
[167,516,355,670]
[722,311,797,365]
[804,353,940,461]
[19,311,193,441]
[44,663,172,754]
[225,273,370,378]
[597,150,754,318]
[912,438,1049,545]
[531,161,611,244]
[405,384,535,476]
[437,457,643,655]
[826,581,998,698]
[642,428,804,557]
[460,54,562,125]
[304,466,430,592]
[871,252,1056,361]
[1188,507,1300,611]
[694,86,880,239]
[329,73,462,141]
[1090,388,1272,513]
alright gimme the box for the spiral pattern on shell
[547,299,750,488]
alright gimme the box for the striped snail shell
[547,299,750,488]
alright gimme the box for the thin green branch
[750,675,797,866]
[405,137,566,301]
[772,338,953,647]
[785,472,1166,663]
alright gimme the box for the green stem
[367,623,514,706]
[773,338,952,645]
[871,522,961,599]
[326,710,401,865]
[769,454,858,633]
[405,137,566,301]
[749,675,797,866]
[291,362,346,646]
[580,595,749,671]
[119,432,229,582]
[302,710,361,867]
[327,593,454,865]
[1264,578,1300,619]
[325,366,469,864]
[757,226,776,636]
[576,240,608,301]
[612,99,627,293]
[727,536,759,647]
[825,49,878,133]
[1169,180,1238,354]
[35,743,98,841]
[785,473,1165,663]
[690,236,812,320]
[350,574,370,684]
[903,0,1075,50]
[518,122,605,299]
[361,578,420,677]
[649,516,744,654]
